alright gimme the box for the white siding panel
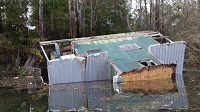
[47,54,85,84]
[85,51,109,81]
[149,41,186,75]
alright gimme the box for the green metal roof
[73,35,161,72]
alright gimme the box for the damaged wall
[47,51,110,84]
[85,51,109,81]
[149,41,186,75]
[121,64,176,82]
[47,54,85,84]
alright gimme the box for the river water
[0,71,199,111]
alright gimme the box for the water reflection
[49,81,112,111]
[115,78,177,94]
[48,74,188,111]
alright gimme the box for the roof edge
[72,31,156,43]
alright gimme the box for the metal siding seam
[168,44,172,64]
[175,43,180,74]
[180,43,184,75]
[179,43,183,75]
[52,61,56,84]
[164,45,167,63]
[49,62,53,85]
[181,43,186,75]
[57,60,61,83]
[165,44,168,64]
[160,45,164,63]
[148,42,186,75]
[170,44,174,64]
[57,61,61,83]
[178,43,181,75]
[61,60,65,83]
[171,43,175,64]
[177,43,181,75]
[75,59,79,82]
[47,62,51,84]
[170,44,173,64]
[164,44,167,64]
[86,51,108,81]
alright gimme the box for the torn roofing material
[73,34,162,72]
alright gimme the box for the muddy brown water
[0,71,199,111]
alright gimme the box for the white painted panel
[149,41,186,75]
[47,54,85,84]
[85,51,109,81]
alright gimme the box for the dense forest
[0,0,200,76]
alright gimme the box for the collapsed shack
[40,31,186,84]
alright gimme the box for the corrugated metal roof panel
[85,51,110,81]
[73,35,161,72]
[47,54,85,84]
[149,41,186,75]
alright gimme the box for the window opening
[138,59,156,67]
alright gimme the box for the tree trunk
[0,16,3,33]
[82,0,86,36]
[150,0,152,30]
[25,54,39,68]
[77,0,81,37]
[198,0,200,12]
[144,0,148,30]
[15,51,20,68]
[51,0,55,32]
[139,0,142,30]
[68,0,73,38]
[0,1,3,33]
[39,0,44,38]
[155,0,160,32]
[77,0,86,37]
[90,0,93,36]
[73,0,77,38]
[92,0,98,36]
[161,0,164,34]
[115,2,132,32]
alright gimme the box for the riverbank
[0,76,44,90]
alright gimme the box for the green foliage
[0,0,200,76]
[0,0,42,76]
[96,0,129,35]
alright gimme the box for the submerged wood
[121,64,176,82]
